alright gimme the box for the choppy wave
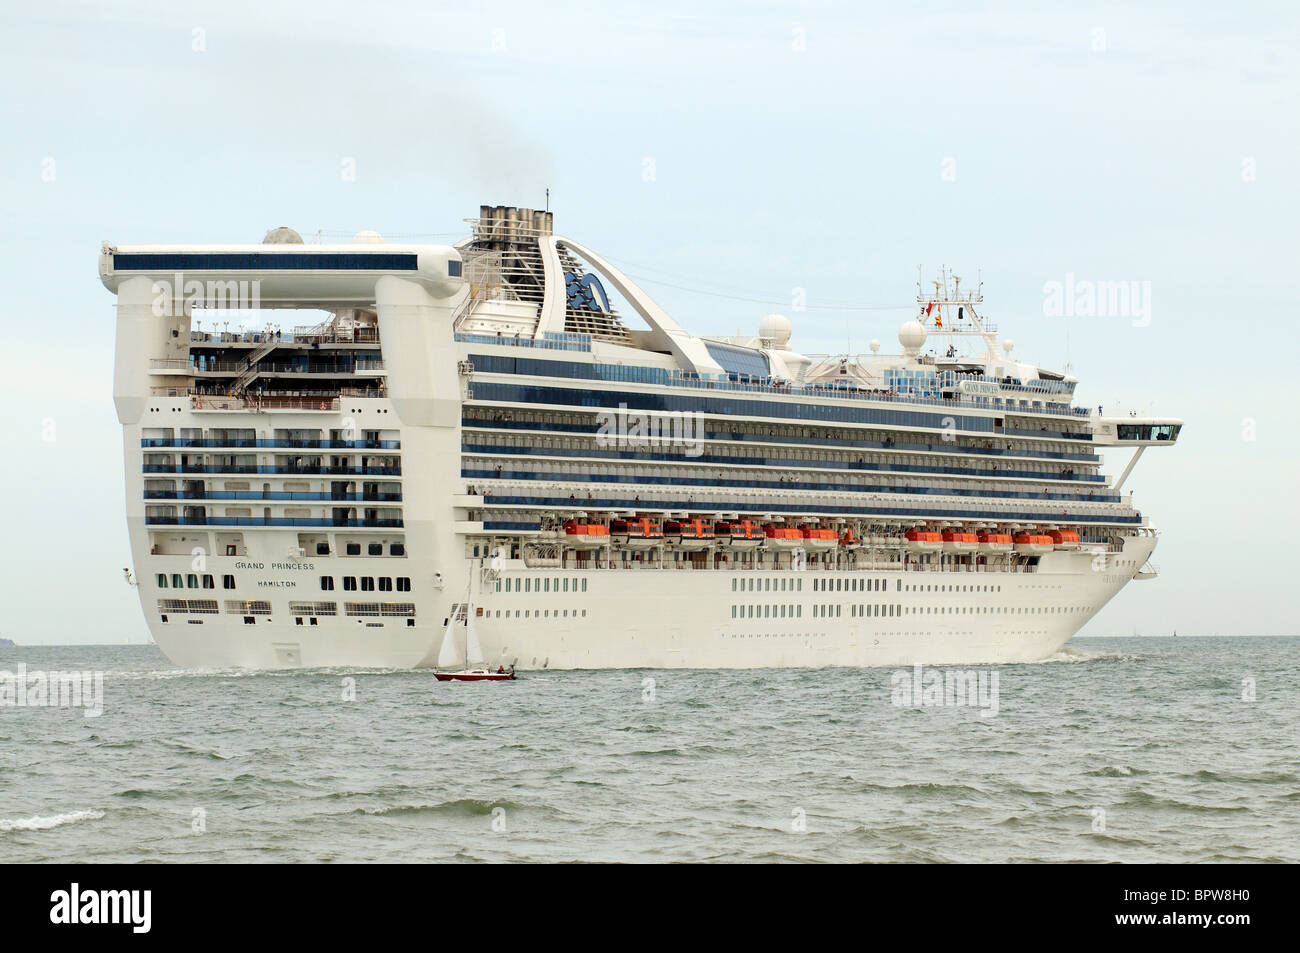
[1028,646,1140,664]
[0,809,105,833]
[1,638,1298,862]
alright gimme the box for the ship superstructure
[102,207,1181,669]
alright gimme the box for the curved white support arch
[536,235,724,377]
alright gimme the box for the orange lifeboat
[563,520,609,550]
[941,530,979,554]
[764,524,804,550]
[666,517,715,550]
[839,529,861,549]
[905,529,943,553]
[977,532,1013,554]
[613,517,663,549]
[1048,529,1081,550]
[1014,533,1054,554]
[715,518,763,550]
[799,526,838,552]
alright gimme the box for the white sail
[465,608,484,667]
[436,610,462,669]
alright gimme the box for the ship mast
[917,265,999,358]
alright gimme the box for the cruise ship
[101,206,1182,670]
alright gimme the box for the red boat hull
[434,672,516,682]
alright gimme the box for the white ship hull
[136,532,1155,670]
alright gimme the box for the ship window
[581,579,587,592]
[361,577,375,591]
[160,614,168,622]
[731,579,737,592]
[186,574,198,589]
[524,579,530,592]
[563,578,569,592]
[311,617,318,625]
[156,574,167,588]
[320,576,334,591]
[316,543,330,556]
[369,543,382,556]
[347,543,361,555]
[243,616,255,625]
[343,577,357,591]
[448,259,462,277]
[379,578,393,591]
[397,577,410,592]
[544,579,550,592]
[390,543,405,556]
[797,605,802,617]
[172,574,183,588]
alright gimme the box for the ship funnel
[473,204,552,248]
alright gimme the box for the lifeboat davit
[905,529,943,553]
[941,530,979,554]
[666,517,715,550]
[562,521,609,550]
[977,532,1013,554]
[799,526,838,552]
[764,525,804,550]
[714,519,763,549]
[1048,529,1081,550]
[1014,533,1054,554]
[613,517,663,549]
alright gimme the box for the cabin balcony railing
[140,438,401,450]
[190,395,343,412]
[144,516,405,528]
[158,359,387,374]
[144,491,403,502]
[142,465,402,476]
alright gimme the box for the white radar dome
[759,313,792,348]
[351,230,385,244]
[898,319,927,355]
[869,339,881,353]
[1003,338,1015,354]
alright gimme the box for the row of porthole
[497,577,589,594]
[487,608,587,619]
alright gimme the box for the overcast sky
[1,1,1296,643]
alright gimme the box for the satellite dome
[869,339,881,353]
[1003,338,1015,354]
[262,226,304,245]
[898,319,927,355]
[759,313,792,348]
[351,230,385,244]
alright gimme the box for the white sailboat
[435,603,515,681]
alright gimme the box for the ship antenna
[545,188,550,213]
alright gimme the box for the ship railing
[191,395,341,412]
[659,374,1089,421]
